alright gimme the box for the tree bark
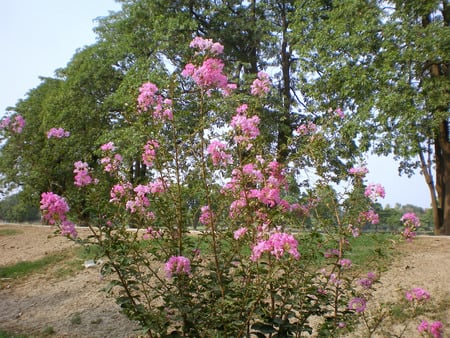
[435,120,450,234]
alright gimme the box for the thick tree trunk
[435,120,450,234]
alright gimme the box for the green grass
[0,245,100,280]
[0,228,23,236]
[347,232,397,272]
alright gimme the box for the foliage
[291,0,450,233]
[0,193,40,223]
[34,37,411,336]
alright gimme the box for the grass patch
[347,232,397,272]
[0,245,100,280]
[0,228,23,236]
[0,330,29,338]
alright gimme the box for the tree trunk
[435,120,450,234]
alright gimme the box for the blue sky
[0,1,431,208]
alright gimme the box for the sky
[0,1,432,208]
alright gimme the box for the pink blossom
[417,320,444,338]
[358,272,377,289]
[101,153,123,173]
[233,227,248,240]
[348,297,367,313]
[137,82,159,112]
[347,224,360,237]
[192,58,228,89]
[199,205,214,225]
[40,192,70,225]
[401,212,421,228]
[339,258,352,269]
[406,287,430,302]
[430,321,444,338]
[236,104,248,114]
[402,226,417,242]
[142,140,159,167]
[348,166,369,177]
[358,209,379,225]
[100,142,116,152]
[73,161,95,187]
[364,183,386,202]
[418,320,429,334]
[250,71,270,97]
[229,197,247,218]
[47,127,70,139]
[0,115,25,133]
[110,182,133,203]
[250,231,300,261]
[148,178,168,194]
[60,220,77,239]
[401,212,421,242]
[165,256,191,279]
[230,112,260,145]
[189,37,224,55]
[335,108,345,119]
[296,122,317,136]
[11,115,25,133]
[124,185,156,218]
[207,140,233,166]
[181,63,196,77]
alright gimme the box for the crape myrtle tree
[39,36,395,336]
[291,0,450,234]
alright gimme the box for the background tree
[291,0,450,234]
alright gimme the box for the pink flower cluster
[250,71,270,97]
[233,227,248,240]
[142,140,159,167]
[74,161,96,187]
[207,140,232,167]
[40,192,77,238]
[250,231,300,261]
[0,115,26,133]
[296,122,317,136]
[110,182,133,203]
[165,256,191,279]
[418,320,444,338]
[109,179,168,218]
[401,212,421,242]
[348,166,369,177]
[348,297,367,313]
[125,184,155,218]
[100,142,123,174]
[230,104,260,147]
[182,58,235,95]
[47,127,70,139]
[199,205,214,225]
[189,36,224,55]
[137,82,173,120]
[358,209,379,225]
[406,287,430,302]
[223,159,296,219]
[182,37,236,95]
[358,271,377,289]
[364,183,385,202]
[338,258,352,269]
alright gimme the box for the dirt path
[1,224,449,337]
[0,224,140,337]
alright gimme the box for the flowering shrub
[47,127,70,139]
[38,37,443,336]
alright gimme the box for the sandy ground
[0,224,449,337]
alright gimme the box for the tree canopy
[0,0,449,233]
